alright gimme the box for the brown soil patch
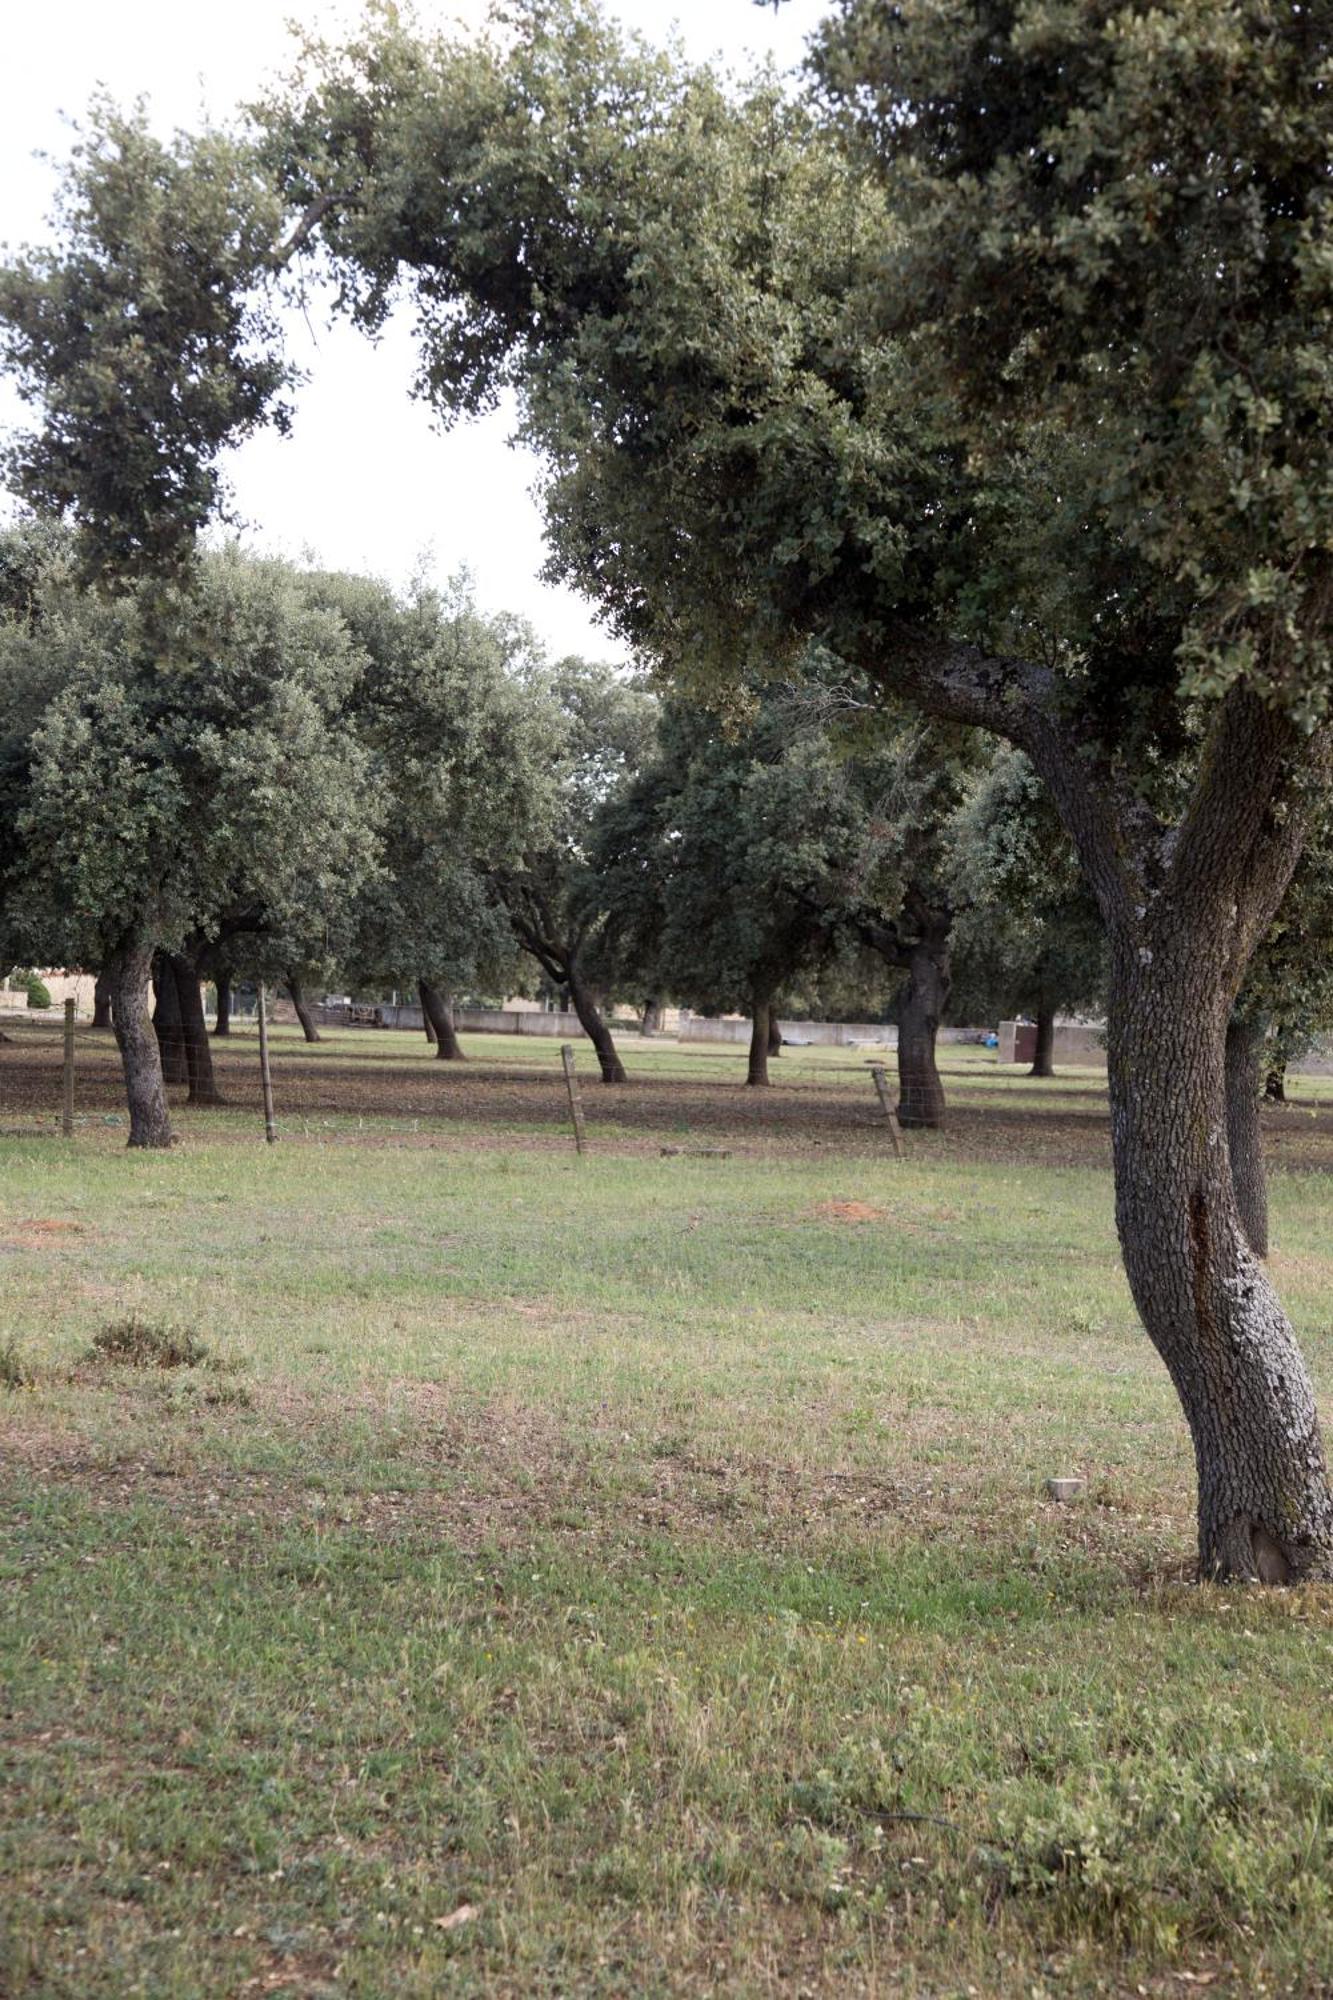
[812,1200,887,1224]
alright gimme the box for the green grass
[4,1038,1333,1994]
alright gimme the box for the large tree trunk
[768,1012,783,1058]
[419,978,465,1060]
[896,927,950,1129]
[748,997,772,1087]
[213,969,232,1038]
[1107,941,1332,1581]
[1225,1016,1268,1259]
[107,944,173,1149]
[170,953,223,1106]
[92,972,113,1030]
[641,997,663,1038]
[286,975,322,1045]
[566,963,627,1083]
[152,953,190,1086]
[1029,1004,1056,1079]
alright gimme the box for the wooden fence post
[560,1043,587,1155]
[868,1062,904,1159]
[61,996,75,1138]
[257,982,278,1145]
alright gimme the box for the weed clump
[0,1336,32,1389]
[90,1316,208,1370]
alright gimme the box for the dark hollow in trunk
[567,964,626,1083]
[1107,939,1332,1582]
[108,944,173,1149]
[1225,1017,1269,1260]
[152,954,190,1086]
[213,970,232,1037]
[1265,1063,1286,1104]
[641,997,663,1038]
[170,953,223,1106]
[1029,1004,1056,1078]
[748,998,771,1087]
[768,1013,783,1057]
[897,933,950,1130]
[419,978,465,1060]
[286,976,322,1045]
[92,972,113,1030]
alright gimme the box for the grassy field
[4,1023,1333,1996]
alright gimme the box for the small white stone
[1044,1476,1087,1502]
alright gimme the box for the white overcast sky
[1,1,823,660]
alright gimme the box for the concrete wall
[997,1019,1107,1065]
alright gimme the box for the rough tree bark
[1030,1004,1056,1079]
[419,978,465,1060]
[1225,1017,1268,1260]
[286,975,322,1045]
[152,953,189,1086]
[170,953,223,1106]
[213,969,232,1037]
[896,924,950,1129]
[566,962,627,1083]
[92,972,113,1030]
[747,996,772,1087]
[107,943,173,1148]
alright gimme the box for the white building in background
[0,969,97,1015]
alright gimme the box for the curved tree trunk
[286,975,322,1045]
[419,978,465,1060]
[170,953,223,1106]
[108,943,173,1149]
[1225,1016,1268,1259]
[768,1012,783,1058]
[641,997,663,1038]
[1029,1004,1056,1079]
[748,997,772,1087]
[152,953,190,1086]
[567,963,626,1083]
[1107,942,1332,1581]
[92,972,113,1031]
[1265,1062,1286,1104]
[423,1005,437,1044]
[213,970,232,1038]
[896,929,950,1130]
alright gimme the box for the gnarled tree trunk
[286,975,322,1045]
[1225,1016,1268,1259]
[1107,940,1330,1581]
[92,972,113,1030]
[747,997,772,1087]
[213,969,232,1037]
[170,953,223,1106]
[108,943,172,1149]
[567,963,626,1083]
[1029,1004,1056,1078]
[897,927,950,1129]
[419,978,465,1060]
[152,953,189,1086]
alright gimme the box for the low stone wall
[679,1016,898,1049]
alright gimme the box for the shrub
[23,973,51,1009]
[89,1316,208,1370]
[0,1336,32,1389]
